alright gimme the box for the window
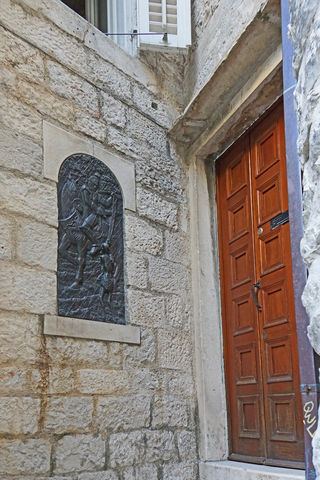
[61,0,191,52]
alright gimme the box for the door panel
[216,102,304,467]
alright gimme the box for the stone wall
[0,1,197,478]
[289,0,320,476]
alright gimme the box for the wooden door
[216,102,305,468]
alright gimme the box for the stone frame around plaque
[42,121,140,344]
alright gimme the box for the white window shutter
[137,0,191,49]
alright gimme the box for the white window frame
[137,0,191,50]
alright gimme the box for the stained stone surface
[58,154,124,324]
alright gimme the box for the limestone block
[55,434,105,473]
[0,170,57,226]
[127,367,159,395]
[16,219,57,271]
[0,367,29,394]
[44,397,93,433]
[178,430,197,460]
[74,111,106,142]
[0,0,90,84]
[76,369,129,395]
[124,328,156,367]
[0,26,45,83]
[125,215,163,256]
[127,290,166,328]
[78,471,119,480]
[164,230,189,266]
[16,78,74,126]
[0,311,41,363]
[135,154,184,200]
[0,65,16,92]
[106,125,151,161]
[0,397,40,434]
[47,367,75,394]
[122,464,158,480]
[157,329,191,370]
[0,91,42,142]
[132,83,174,128]
[107,343,123,368]
[0,439,50,474]
[0,125,43,177]
[88,57,132,103]
[136,188,178,229]
[0,261,56,314]
[0,215,13,260]
[45,336,108,365]
[161,370,194,397]
[167,295,191,331]
[109,431,145,468]
[148,257,188,295]
[152,395,189,428]
[20,0,88,41]
[101,91,127,128]
[125,250,148,289]
[96,395,150,432]
[126,109,167,154]
[47,60,99,116]
[162,463,196,480]
[145,430,177,463]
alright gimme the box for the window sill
[44,315,140,344]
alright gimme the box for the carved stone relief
[57,154,125,324]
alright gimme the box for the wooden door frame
[216,100,305,467]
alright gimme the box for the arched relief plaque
[57,154,125,325]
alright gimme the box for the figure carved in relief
[58,154,125,324]
[58,172,113,287]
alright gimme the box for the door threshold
[199,460,305,480]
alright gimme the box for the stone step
[200,461,305,480]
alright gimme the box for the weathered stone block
[47,60,99,116]
[164,230,189,266]
[0,91,42,142]
[127,290,166,328]
[0,215,13,260]
[0,439,50,474]
[162,462,196,480]
[126,109,167,153]
[47,367,75,394]
[0,125,43,177]
[124,328,156,367]
[0,397,40,434]
[178,430,197,461]
[127,367,159,395]
[0,367,29,394]
[152,396,189,428]
[125,215,163,256]
[167,295,190,331]
[78,471,119,480]
[88,57,132,103]
[136,188,178,228]
[157,330,191,370]
[109,431,145,468]
[0,170,57,226]
[131,83,173,128]
[44,397,93,433]
[125,250,148,289]
[101,91,127,128]
[0,311,41,363]
[122,464,158,480]
[73,111,106,142]
[16,219,57,271]
[45,336,108,366]
[145,430,177,463]
[0,25,45,83]
[76,369,129,395]
[148,257,188,295]
[96,395,150,432]
[0,261,56,314]
[55,434,105,473]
